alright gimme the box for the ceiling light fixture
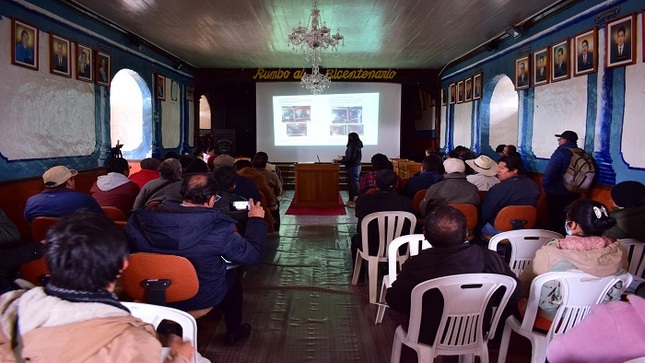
[300,64,331,96]
[505,25,522,39]
[287,0,345,64]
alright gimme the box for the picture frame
[457,80,464,103]
[606,14,636,69]
[171,80,179,101]
[11,18,39,70]
[49,34,71,77]
[95,51,111,86]
[550,38,570,82]
[155,73,166,100]
[449,83,455,104]
[464,77,473,102]
[573,28,597,76]
[533,48,549,86]
[472,73,482,100]
[76,43,93,82]
[514,56,530,90]
[186,86,194,102]
[440,88,446,106]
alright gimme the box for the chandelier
[287,1,345,64]
[300,64,331,96]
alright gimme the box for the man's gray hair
[158,158,182,179]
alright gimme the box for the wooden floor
[194,191,534,363]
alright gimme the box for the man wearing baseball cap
[543,130,581,234]
[24,166,104,224]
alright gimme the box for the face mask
[564,223,572,236]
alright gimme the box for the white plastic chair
[391,273,517,363]
[122,301,199,363]
[497,270,634,363]
[375,234,431,324]
[487,229,563,277]
[619,239,645,291]
[351,211,417,303]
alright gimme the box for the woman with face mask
[517,199,628,322]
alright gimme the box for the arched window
[109,69,152,160]
[489,76,519,151]
[199,95,211,131]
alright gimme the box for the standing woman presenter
[334,132,363,207]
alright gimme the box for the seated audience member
[90,157,140,215]
[358,153,393,196]
[252,152,282,229]
[0,208,44,293]
[128,157,161,189]
[257,152,283,189]
[604,180,645,241]
[183,155,209,174]
[424,147,437,157]
[453,146,477,172]
[386,205,520,344]
[132,158,183,210]
[235,159,277,229]
[546,294,645,363]
[495,144,506,160]
[503,144,517,157]
[518,200,627,320]
[352,169,415,272]
[126,174,267,345]
[480,154,540,236]
[465,155,500,191]
[419,158,480,217]
[212,166,250,234]
[24,166,104,223]
[404,154,443,198]
[0,212,195,362]
[214,155,261,202]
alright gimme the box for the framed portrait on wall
[186,86,194,102]
[514,56,530,90]
[464,77,472,102]
[96,51,111,86]
[11,18,39,70]
[457,80,464,103]
[472,73,482,100]
[50,34,71,77]
[449,83,455,104]
[533,48,549,86]
[605,14,636,69]
[76,44,93,82]
[573,28,596,76]
[550,39,570,82]
[171,80,179,101]
[156,74,166,100]
[441,88,446,106]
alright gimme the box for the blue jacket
[543,141,577,195]
[404,171,441,198]
[125,200,267,310]
[481,175,540,225]
[24,188,104,223]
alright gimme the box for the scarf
[44,284,129,313]
[557,235,613,251]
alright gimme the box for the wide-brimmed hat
[465,155,498,176]
[43,166,78,187]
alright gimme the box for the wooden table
[293,163,340,208]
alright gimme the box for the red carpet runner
[285,194,346,216]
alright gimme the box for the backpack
[563,148,596,193]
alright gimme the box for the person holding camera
[125,173,267,345]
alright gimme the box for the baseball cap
[465,155,498,176]
[43,166,78,187]
[443,158,466,174]
[555,130,578,142]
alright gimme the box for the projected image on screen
[272,93,377,146]
[257,82,401,162]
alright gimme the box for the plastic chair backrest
[493,205,537,232]
[360,211,417,259]
[386,234,432,285]
[121,252,199,304]
[488,229,563,276]
[620,239,645,280]
[521,270,633,342]
[101,206,128,221]
[407,273,517,351]
[412,190,425,214]
[121,301,198,363]
[31,216,61,242]
[447,203,478,231]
